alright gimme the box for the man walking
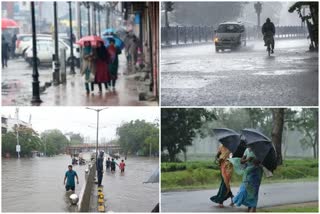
[63,165,79,191]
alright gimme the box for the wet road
[2,55,157,106]
[2,155,88,212]
[161,181,318,212]
[161,39,318,106]
[89,156,159,212]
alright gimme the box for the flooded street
[2,155,88,212]
[90,156,159,212]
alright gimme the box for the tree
[295,109,318,159]
[66,132,84,145]
[41,129,69,156]
[2,127,42,157]
[116,120,159,156]
[161,108,216,162]
[271,108,285,165]
[162,2,174,27]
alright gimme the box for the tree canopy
[116,120,159,156]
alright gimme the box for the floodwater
[89,156,159,212]
[2,154,89,212]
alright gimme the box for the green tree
[2,127,42,157]
[41,129,69,156]
[66,132,84,145]
[161,108,216,162]
[295,109,318,159]
[116,120,159,156]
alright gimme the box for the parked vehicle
[24,37,80,66]
[15,34,51,56]
[214,22,246,52]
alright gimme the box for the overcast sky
[2,107,159,141]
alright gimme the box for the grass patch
[161,159,318,191]
[258,202,319,212]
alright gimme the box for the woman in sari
[230,146,263,212]
[94,41,110,93]
[210,144,234,208]
[80,41,95,94]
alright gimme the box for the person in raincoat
[107,38,121,90]
[210,144,234,208]
[262,18,276,53]
[94,41,110,93]
[80,41,95,94]
[229,146,263,212]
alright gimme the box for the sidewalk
[2,56,157,106]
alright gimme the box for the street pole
[15,108,20,159]
[92,4,96,35]
[86,107,108,168]
[86,3,91,35]
[76,2,81,39]
[68,2,75,74]
[53,2,60,85]
[98,7,101,36]
[105,5,110,29]
[254,2,262,38]
[30,2,42,104]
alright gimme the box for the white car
[25,38,80,66]
[15,34,51,56]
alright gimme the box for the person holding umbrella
[230,129,276,212]
[80,41,95,94]
[230,145,263,212]
[94,41,110,93]
[210,128,242,208]
[107,38,121,91]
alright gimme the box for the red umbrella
[76,35,104,47]
[1,18,18,29]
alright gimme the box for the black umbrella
[241,128,277,172]
[213,128,240,153]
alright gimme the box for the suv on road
[214,22,246,52]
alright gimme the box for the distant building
[1,115,32,134]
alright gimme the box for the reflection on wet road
[2,55,156,106]
[2,155,87,212]
[161,39,318,106]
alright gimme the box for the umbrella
[213,128,240,153]
[241,128,277,172]
[143,167,159,183]
[1,18,18,29]
[103,35,125,50]
[102,28,116,35]
[76,35,104,47]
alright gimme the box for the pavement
[161,181,318,212]
[2,55,157,106]
[161,39,318,106]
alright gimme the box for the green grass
[161,159,318,191]
[258,202,319,212]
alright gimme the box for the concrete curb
[78,160,96,212]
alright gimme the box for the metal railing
[161,25,308,47]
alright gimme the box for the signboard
[16,145,21,152]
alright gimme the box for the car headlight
[214,37,219,43]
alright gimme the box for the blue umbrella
[102,28,116,36]
[103,35,125,50]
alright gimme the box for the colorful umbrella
[76,35,104,47]
[1,18,18,29]
[102,28,116,35]
[103,35,125,50]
